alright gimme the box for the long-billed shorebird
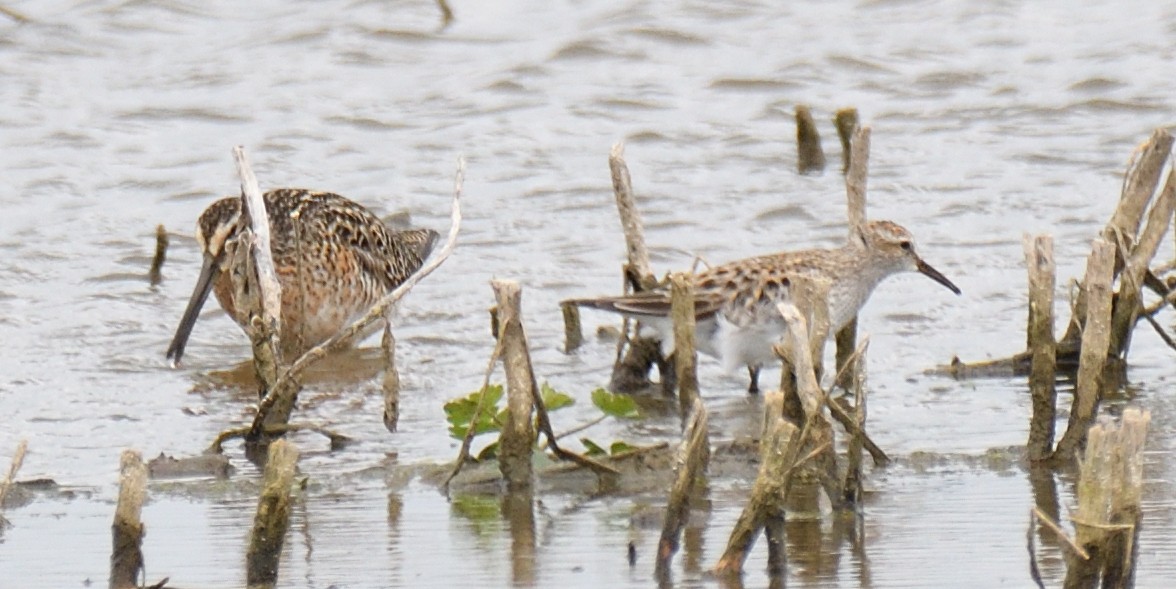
[566,220,960,392]
[166,188,438,364]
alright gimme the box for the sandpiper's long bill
[166,188,437,364]
[566,220,960,388]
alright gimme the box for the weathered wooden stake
[795,105,826,175]
[382,320,400,433]
[494,280,536,492]
[1053,238,1115,463]
[1024,234,1058,461]
[670,273,700,419]
[246,439,300,588]
[656,401,710,579]
[1063,408,1150,589]
[110,450,147,589]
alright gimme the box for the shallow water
[3,0,1176,586]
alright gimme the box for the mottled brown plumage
[166,189,437,363]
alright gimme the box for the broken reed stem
[670,273,700,420]
[1063,408,1150,589]
[1032,506,1090,561]
[0,4,30,22]
[655,402,710,579]
[713,392,801,576]
[1110,164,1176,358]
[609,142,656,289]
[842,345,867,506]
[795,105,826,175]
[833,318,858,390]
[844,126,871,232]
[493,280,536,492]
[382,320,400,433]
[823,338,889,466]
[444,329,507,490]
[110,450,147,589]
[246,439,300,588]
[834,108,860,175]
[1053,238,1115,463]
[435,0,454,28]
[233,146,283,356]
[1063,129,1173,345]
[149,224,168,287]
[248,159,464,441]
[560,301,583,352]
[0,439,27,523]
[1024,234,1058,462]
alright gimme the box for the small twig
[821,340,889,466]
[250,158,464,440]
[1032,506,1090,560]
[1142,312,1176,352]
[435,0,454,28]
[209,423,351,454]
[554,414,608,441]
[443,340,506,490]
[0,4,30,22]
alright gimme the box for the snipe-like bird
[166,188,437,363]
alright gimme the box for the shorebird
[566,220,960,392]
[165,188,438,364]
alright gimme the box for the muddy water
[2,0,1176,586]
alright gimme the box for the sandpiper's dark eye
[899,241,912,251]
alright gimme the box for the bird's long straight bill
[166,253,221,363]
[915,258,961,295]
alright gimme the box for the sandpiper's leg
[747,364,761,395]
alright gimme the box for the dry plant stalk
[382,321,400,433]
[494,280,536,492]
[670,273,700,418]
[149,224,168,287]
[246,159,465,441]
[842,343,868,505]
[833,108,860,174]
[795,105,826,174]
[1053,238,1115,463]
[713,392,801,576]
[1063,408,1150,589]
[559,301,583,352]
[655,401,710,579]
[836,125,870,387]
[0,4,29,22]
[246,439,300,588]
[1024,234,1058,461]
[0,439,27,524]
[110,450,147,589]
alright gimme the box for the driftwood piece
[795,105,826,175]
[246,439,300,588]
[494,280,536,492]
[655,402,710,579]
[246,159,464,441]
[834,108,859,174]
[1053,239,1115,463]
[110,450,147,589]
[713,392,801,576]
[1063,408,1149,589]
[1024,234,1058,462]
[670,273,700,419]
[382,321,400,433]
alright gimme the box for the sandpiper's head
[165,197,242,364]
[854,220,961,295]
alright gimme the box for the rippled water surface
[3,0,1176,587]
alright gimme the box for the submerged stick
[382,321,400,433]
[1063,408,1149,589]
[795,105,826,175]
[148,224,168,287]
[248,159,464,441]
[246,439,300,588]
[713,392,801,576]
[656,402,710,579]
[1053,238,1115,463]
[494,280,536,492]
[1024,234,1058,462]
[670,272,700,419]
[110,450,147,589]
[834,108,860,175]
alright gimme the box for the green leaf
[581,437,606,456]
[540,382,575,412]
[444,385,505,439]
[590,388,640,419]
[609,441,636,455]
